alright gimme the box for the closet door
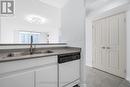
[108,13,126,77]
[93,19,102,69]
[93,13,126,78]
[93,18,109,71]
[108,15,119,76]
[101,18,110,72]
[118,13,126,77]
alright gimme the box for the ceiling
[39,0,130,15]
[39,0,69,8]
[86,0,130,14]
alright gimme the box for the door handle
[101,47,106,49]
[106,47,110,49]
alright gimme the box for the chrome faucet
[30,35,33,54]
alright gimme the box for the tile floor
[86,66,130,87]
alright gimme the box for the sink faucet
[30,35,33,54]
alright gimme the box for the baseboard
[86,64,92,67]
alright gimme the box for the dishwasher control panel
[58,52,80,64]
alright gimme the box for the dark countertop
[0,47,81,62]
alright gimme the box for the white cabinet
[36,64,58,87]
[0,56,58,87]
[0,71,34,87]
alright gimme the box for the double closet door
[93,13,126,78]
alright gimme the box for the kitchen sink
[22,50,54,55]
[4,50,54,58]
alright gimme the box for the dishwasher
[58,52,80,87]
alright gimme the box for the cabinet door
[0,71,34,87]
[36,64,57,87]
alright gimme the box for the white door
[35,64,58,87]
[93,13,126,78]
[0,71,34,87]
[108,13,126,77]
[93,18,110,71]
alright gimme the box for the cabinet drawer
[0,56,57,75]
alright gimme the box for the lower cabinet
[35,64,58,87]
[0,56,58,87]
[0,71,34,87]
[0,64,58,87]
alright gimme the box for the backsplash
[0,43,67,50]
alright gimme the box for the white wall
[86,3,130,81]
[86,19,92,66]
[60,0,86,86]
[126,10,130,82]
